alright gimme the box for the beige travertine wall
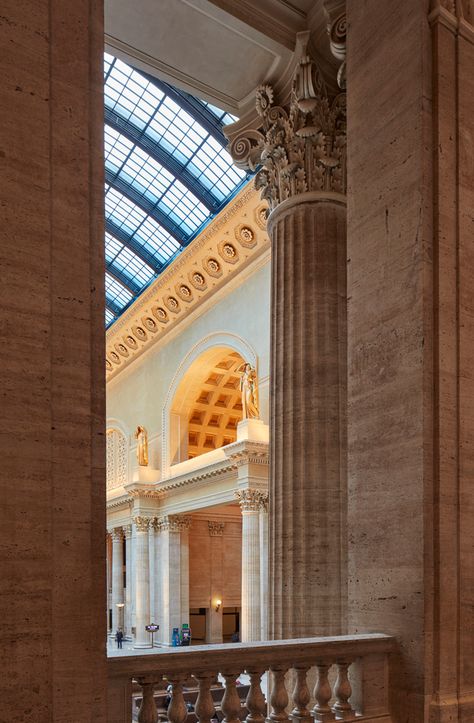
[347,1,474,721]
[0,1,106,721]
[106,259,271,474]
[189,517,242,609]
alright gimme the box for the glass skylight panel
[105,232,155,287]
[135,217,181,262]
[105,58,164,130]
[188,139,245,200]
[103,53,250,328]
[105,126,134,172]
[105,308,115,326]
[160,179,208,235]
[105,273,134,309]
[105,186,147,235]
[119,147,174,203]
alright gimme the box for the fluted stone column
[106,532,112,633]
[111,527,124,633]
[180,522,190,627]
[124,524,132,637]
[229,43,347,640]
[268,194,346,638]
[237,489,263,642]
[259,494,269,640]
[159,515,192,645]
[133,516,151,648]
[153,520,162,643]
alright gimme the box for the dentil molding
[105,184,269,380]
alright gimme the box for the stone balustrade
[107,634,395,723]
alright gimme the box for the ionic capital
[133,516,151,533]
[235,488,267,512]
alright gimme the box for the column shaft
[0,0,106,719]
[124,525,132,636]
[111,529,124,632]
[161,526,181,645]
[180,526,190,627]
[237,490,264,642]
[259,504,269,640]
[106,533,112,632]
[133,518,151,648]
[154,524,162,643]
[268,196,347,639]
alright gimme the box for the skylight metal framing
[103,53,248,326]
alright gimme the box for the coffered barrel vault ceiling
[104,53,250,327]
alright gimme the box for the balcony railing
[107,634,395,723]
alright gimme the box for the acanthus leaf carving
[229,41,346,212]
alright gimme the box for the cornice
[105,183,269,381]
[429,0,474,39]
[224,439,270,466]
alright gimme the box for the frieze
[106,184,269,380]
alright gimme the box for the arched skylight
[103,53,248,327]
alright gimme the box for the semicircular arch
[161,332,257,476]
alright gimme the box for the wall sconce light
[215,599,222,612]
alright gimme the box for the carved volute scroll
[228,35,346,211]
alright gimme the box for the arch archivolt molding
[161,331,258,478]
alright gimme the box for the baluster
[194,672,216,723]
[312,662,335,722]
[245,669,266,723]
[268,668,290,723]
[167,676,188,723]
[222,671,243,723]
[136,676,158,723]
[291,667,311,723]
[332,661,354,721]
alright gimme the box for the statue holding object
[239,362,260,419]
[134,425,149,466]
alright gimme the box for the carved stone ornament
[112,526,124,542]
[235,488,267,512]
[133,516,151,533]
[208,521,225,537]
[229,40,346,211]
[157,515,192,533]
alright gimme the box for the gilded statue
[134,425,149,466]
[239,362,260,419]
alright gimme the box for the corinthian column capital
[157,514,192,533]
[133,516,151,533]
[228,34,346,212]
[235,488,267,512]
[111,526,124,542]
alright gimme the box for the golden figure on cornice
[134,425,149,466]
[239,362,260,419]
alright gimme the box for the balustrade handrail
[108,633,395,677]
[107,633,396,723]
